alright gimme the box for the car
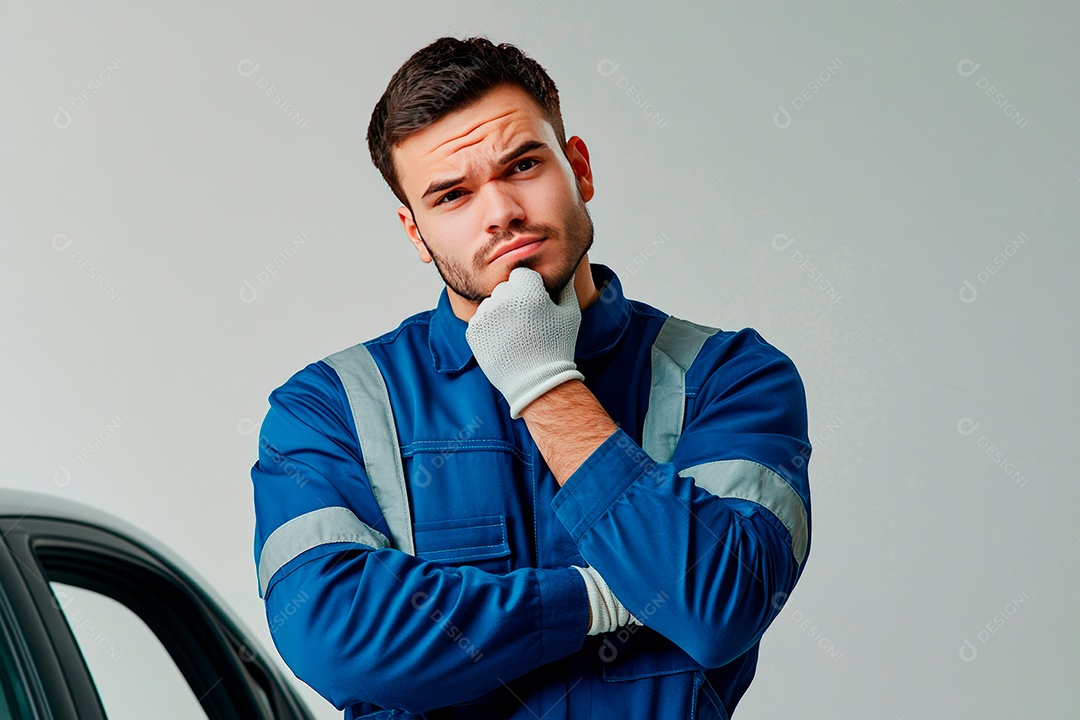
[0,488,315,719]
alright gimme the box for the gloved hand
[465,267,585,419]
[572,564,642,635]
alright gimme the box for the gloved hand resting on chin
[465,266,585,419]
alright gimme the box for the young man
[251,36,812,719]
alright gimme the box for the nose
[482,180,527,236]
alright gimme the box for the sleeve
[251,361,589,714]
[550,327,812,668]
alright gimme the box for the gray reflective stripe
[642,316,720,463]
[258,506,390,597]
[323,345,415,556]
[681,459,808,566]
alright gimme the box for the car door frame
[0,520,90,719]
[0,515,314,719]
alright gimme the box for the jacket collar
[428,262,632,374]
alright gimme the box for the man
[251,36,812,719]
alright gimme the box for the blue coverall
[251,262,812,719]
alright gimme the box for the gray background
[2,1,1076,717]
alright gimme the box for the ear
[398,204,432,263]
[565,136,595,203]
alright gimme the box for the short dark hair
[367,35,567,212]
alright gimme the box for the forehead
[393,83,555,202]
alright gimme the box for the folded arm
[524,329,813,668]
[252,363,589,714]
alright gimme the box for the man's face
[393,82,596,311]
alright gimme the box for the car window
[50,582,208,719]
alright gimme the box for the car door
[0,514,314,719]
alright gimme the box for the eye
[513,158,540,173]
[434,159,540,207]
[435,189,464,206]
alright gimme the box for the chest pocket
[323,344,522,567]
[413,514,512,574]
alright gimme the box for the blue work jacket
[251,262,812,719]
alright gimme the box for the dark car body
[0,489,314,719]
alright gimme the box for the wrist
[510,367,585,419]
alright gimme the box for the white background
[2,1,1077,717]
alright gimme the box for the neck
[450,259,599,322]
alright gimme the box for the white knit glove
[572,565,642,635]
[465,267,584,419]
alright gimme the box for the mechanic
[251,35,812,719]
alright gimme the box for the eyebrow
[421,139,550,202]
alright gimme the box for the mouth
[491,236,546,262]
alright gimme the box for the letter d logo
[237,59,261,78]
[53,106,72,130]
[959,280,978,304]
[773,105,792,130]
[956,59,980,78]
[956,417,981,436]
[596,59,620,78]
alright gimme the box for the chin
[504,259,541,276]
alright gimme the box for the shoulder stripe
[681,458,808,566]
[258,506,390,597]
[642,316,720,463]
[323,344,415,556]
